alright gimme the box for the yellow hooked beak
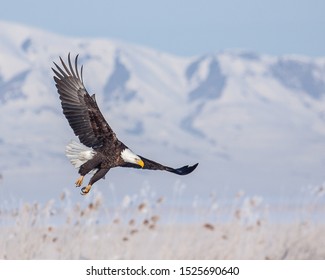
[136,159,145,168]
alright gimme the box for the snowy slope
[1,21,325,202]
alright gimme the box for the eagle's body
[52,54,198,195]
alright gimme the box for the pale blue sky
[1,0,324,57]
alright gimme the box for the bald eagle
[52,54,198,195]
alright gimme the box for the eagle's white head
[121,148,144,168]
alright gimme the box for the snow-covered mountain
[1,21,325,201]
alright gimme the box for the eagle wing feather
[52,54,117,149]
[122,156,199,175]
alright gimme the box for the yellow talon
[81,184,92,195]
[75,176,84,187]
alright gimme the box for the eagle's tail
[65,140,96,169]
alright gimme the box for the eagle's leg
[80,168,109,195]
[77,157,102,189]
[81,184,92,195]
[75,176,84,187]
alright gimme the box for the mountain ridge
[1,20,325,201]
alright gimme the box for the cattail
[150,215,160,223]
[88,202,94,210]
[236,191,245,198]
[203,223,214,231]
[60,192,66,201]
[156,197,164,204]
[138,202,147,213]
[235,209,241,220]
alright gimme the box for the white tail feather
[65,141,96,169]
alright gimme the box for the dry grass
[1,185,325,259]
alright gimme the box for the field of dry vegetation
[1,184,325,260]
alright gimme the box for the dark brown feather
[52,54,118,149]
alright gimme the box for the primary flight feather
[52,54,198,195]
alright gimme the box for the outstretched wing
[52,54,117,148]
[122,156,199,175]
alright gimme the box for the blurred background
[0,0,325,220]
